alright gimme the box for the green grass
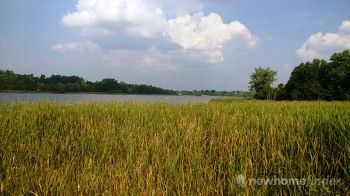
[0,100,349,195]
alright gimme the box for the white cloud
[297,20,350,60]
[59,0,257,64]
[62,0,167,38]
[166,12,257,63]
[340,20,350,32]
[52,42,101,53]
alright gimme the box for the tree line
[0,70,252,96]
[180,90,251,97]
[249,50,350,100]
[3,50,348,99]
[0,71,176,95]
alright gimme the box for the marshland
[1,0,350,195]
[1,100,349,195]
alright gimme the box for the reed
[0,100,349,195]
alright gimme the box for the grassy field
[0,100,349,195]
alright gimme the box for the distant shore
[0,90,181,96]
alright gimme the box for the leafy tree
[274,83,285,100]
[284,50,350,100]
[249,67,277,99]
[284,59,326,100]
[0,69,176,95]
[320,50,350,100]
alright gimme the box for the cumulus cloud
[62,0,167,38]
[166,12,257,63]
[340,20,350,32]
[297,20,350,60]
[58,0,257,64]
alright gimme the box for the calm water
[0,93,229,103]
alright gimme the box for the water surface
[0,93,229,103]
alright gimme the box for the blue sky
[0,0,349,90]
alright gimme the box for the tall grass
[0,100,349,195]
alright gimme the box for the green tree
[249,67,277,99]
[320,50,350,100]
[274,83,285,100]
[283,50,350,100]
[284,59,327,100]
[0,69,176,95]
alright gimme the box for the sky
[0,0,349,91]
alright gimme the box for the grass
[0,100,349,195]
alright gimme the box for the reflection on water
[0,93,230,103]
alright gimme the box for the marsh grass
[0,100,349,195]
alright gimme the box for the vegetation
[249,67,277,100]
[1,101,349,195]
[250,50,350,100]
[179,90,251,97]
[0,70,252,97]
[285,50,350,100]
[0,70,175,95]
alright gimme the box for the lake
[0,93,230,103]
